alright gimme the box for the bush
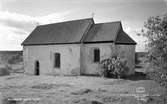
[8,53,23,64]
[99,55,129,78]
[146,69,167,89]
[0,65,10,76]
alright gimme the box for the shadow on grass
[135,65,143,69]
[124,72,147,81]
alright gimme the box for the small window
[54,53,61,68]
[94,48,100,63]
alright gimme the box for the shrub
[8,53,23,64]
[99,56,129,78]
[0,66,10,76]
[146,69,167,89]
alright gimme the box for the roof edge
[115,42,137,45]
[95,21,121,25]
[115,30,137,45]
[38,18,94,27]
[21,26,39,46]
[84,41,114,44]
[22,42,81,46]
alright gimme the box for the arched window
[94,48,100,63]
[54,53,61,68]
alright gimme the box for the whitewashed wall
[81,43,116,75]
[81,43,135,75]
[23,43,135,76]
[23,44,80,75]
[115,45,136,75]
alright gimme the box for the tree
[140,15,167,70]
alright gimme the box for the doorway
[35,60,40,75]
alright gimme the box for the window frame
[54,53,61,68]
[93,48,100,63]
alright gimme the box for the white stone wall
[23,44,81,75]
[23,43,135,76]
[81,43,116,75]
[81,43,135,75]
[115,45,136,75]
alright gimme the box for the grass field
[0,74,166,104]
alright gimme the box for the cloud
[0,24,27,50]
[0,10,72,50]
[37,12,71,24]
[0,11,71,32]
[0,10,70,25]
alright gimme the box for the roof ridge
[38,18,94,27]
[80,20,94,42]
[95,21,121,25]
[113,22,122,42]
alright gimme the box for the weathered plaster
[81,43,115,75]
[23,43,135,76]
[23,44,80,75]
[115,45,136,75]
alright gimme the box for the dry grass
[0,74,166,104]
[31,83,71,89]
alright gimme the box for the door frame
[34,60,40,75]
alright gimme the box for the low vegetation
[0,68,10,76]
[0,51,23,76]
[99,55,129,78]
[0,75,166,104]
[146,69,167,89]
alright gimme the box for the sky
[0,0,167,51]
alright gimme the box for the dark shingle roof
[22,18,93,45]
[22,18,136,45]
[115,30,137,45]
[84,22,121,42]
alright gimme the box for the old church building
[22,18,136,76]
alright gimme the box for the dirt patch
[5,76,20,80]
[102,79,129,85]
[31,83,71,90]
[3,85,26,89]
[72,98,103,104]
[97,88,107,92]
[102,96,123,103]
[71,88,93,95]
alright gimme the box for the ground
[0,74,166,104]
